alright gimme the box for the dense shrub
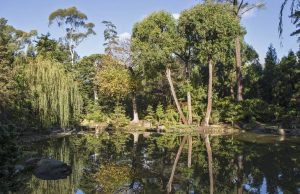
[109,106,130,128]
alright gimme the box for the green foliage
[145,105,156,125]
[163,105,179,126]
[109,106,130,128]
[102,20,119,54]
[132,11,178,78]
[215,97,243,125]
[241,99,275,122]
[0,18,36,123]
[85,103,106,123]
[0,5,299,132]
[35,33,70,63]
[178,3,242,64]
[261,45,278,103]
[75,54,104,102]
[191,87,207,123]
[155,103,165,123]
[0,124,19,193]
[26,58,83,127]
[48,7,95,65]
[95,56,132,101]
[48,7,95,40]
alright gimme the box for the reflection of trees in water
[10,132,300,194]
[204,135,213,194]
[241,142,300,194]
[164,135,300,194]
[25,136,89,194]
[166,135,215,194]
[166,136,188,193]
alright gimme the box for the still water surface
[13,132,300,194]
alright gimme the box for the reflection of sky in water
[75,189,84,194]
[244,178,285,194]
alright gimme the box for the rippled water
[10,132,300,194]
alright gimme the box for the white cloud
[119,32,131,40]
[172,13,180,20]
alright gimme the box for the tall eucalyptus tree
[48,7,96,66]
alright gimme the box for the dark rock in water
[25,157,41,168]
[33,159,72,180]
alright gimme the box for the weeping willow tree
[26,58,83,128]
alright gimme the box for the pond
[7,132,300,194]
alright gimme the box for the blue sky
[0,0,298,63]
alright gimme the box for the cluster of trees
[0,1,299,132]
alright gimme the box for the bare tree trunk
[167,136,188,193]
[94,89,98,102]
[203,59,213,126]
[235,35,243,102]
[166,68,188,124]
[186,62,193,125]
[131,93,139,123]
[69,46,75,66]
[205,135,214,194]
[187,91,192,124]
[188,135,192,168]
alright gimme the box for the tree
[113,37,141,123]
[75,54,104,104]
[131,11,188,124]
[35,33,70,63]
[102,21,141,123]
[0,18,36,122]
[48,7,96,66]
[94,56,132,102]
[217,0,264,101]
[242,44,263,99]
[179,3,241,126]
[275,51,299,108]
[102,20,119,55]
[26,58,83,128]
[261,45,278,103]
[176,14,199,124]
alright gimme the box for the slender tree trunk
[69,46,74,66]
[166,68,188,124]
[187,91,193,124]
[94,89,98,102]
[205,135,214,194]
[188,135,192,168]
[235,35,243,102]
[167,136,188,193]
[186,62,193,125]
[131,92,139,123]
[203,59,213,126]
